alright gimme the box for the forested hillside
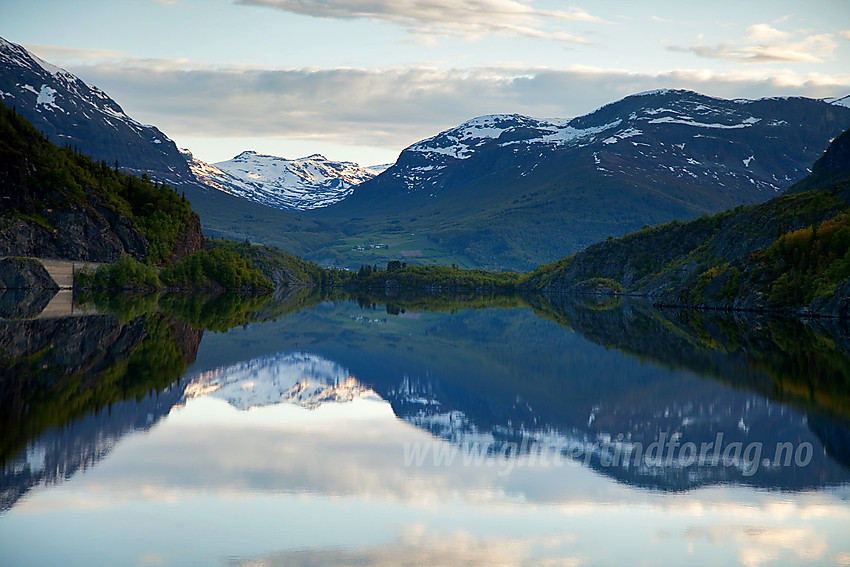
[521,128,850,317]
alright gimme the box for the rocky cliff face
[167,213,204,264]
[0,203,149,263]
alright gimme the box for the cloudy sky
[5,0,850,166]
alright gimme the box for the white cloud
[235,0,601,42]
[683,525,828,567]
[670,24,839,63]
[229,531,584,567]
[746,23,791,43]
[24,44,123,64]
[840,30,850,40]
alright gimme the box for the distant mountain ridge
[186,150,377,211]
[1,37,372,213]
[354,90,850,205]
[0,37,368,221]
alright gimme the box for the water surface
[1,290,849,566]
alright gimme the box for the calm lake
[1,289,849,566]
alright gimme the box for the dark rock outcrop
[0,288,55,319]
[168,213,204,263]
[0,257,58,290]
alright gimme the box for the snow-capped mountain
[0,36,378,211]
[390,113,615,191]
[186,150,377,211]
[0,36,193,184]
[371,89,850,199]
[184,351,380,410]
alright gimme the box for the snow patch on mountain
[365,163,394,175]
[633,88,674,97]
[35,85,63,113]
[647,116,754,129]
[408,114,623,161]
[825,94,850,109]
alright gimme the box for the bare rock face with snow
[186,150,379,211]
[0,37,193,184]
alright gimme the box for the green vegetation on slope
[523,186,850,314]
[76,246,274,291]
[752,211,850,307]
[116,174,194,264]
[160,247,273,291]
[75,256,162,290]
[345,260,520,291]
[205,238,348,287]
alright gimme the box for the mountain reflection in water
[2,290,848,507]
